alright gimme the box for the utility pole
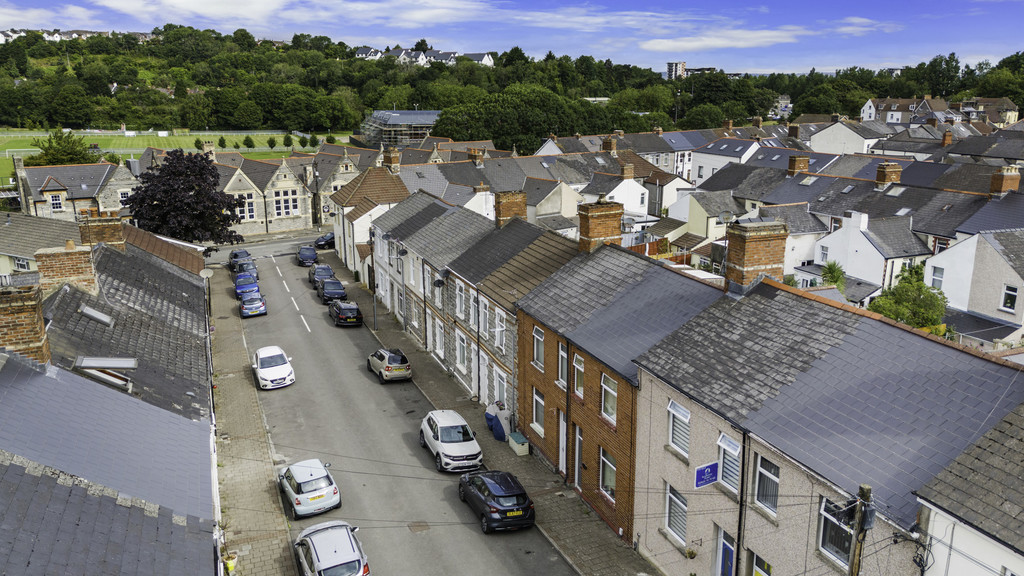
[848,484,874,576]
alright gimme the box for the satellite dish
[398,249,408,256]
[433,279,445,288]
[718,210,735,224]
[199,268,214,279]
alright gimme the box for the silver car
[366,348,411,384]
[294,521,369,576]
[278,459,341,519]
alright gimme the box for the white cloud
[832,17,903,36]
[639,26,816,52]
[0,2,105,29]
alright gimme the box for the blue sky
[3,0,1020,74]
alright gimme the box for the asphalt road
[234,238,574,576]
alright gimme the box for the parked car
[234,273,259,300]
[367,348,411,383]
[296,245,318,266]
[228,249,251,271]
[239,292,267,317]
[328,300,363,327]
[314,232,335,250]
[251,345,295,390]
[458,470,536,533]
[419,410,482,472]
[278,459,341,520]
[317,279,347,303]
[234,259,259,281]
[308,264,335,287]
[293,521,369,576]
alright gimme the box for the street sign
[695,461,719,489]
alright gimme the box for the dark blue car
[234,273,259,299]
[317,279,347,304]
[296,245,318,266]
[458,470,535,533]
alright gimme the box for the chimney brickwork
[602,136,618,157]
[723,120,733,130]
[788,124,800,139]
[876,162,902,187]
[941,130,953,147]
[787,155,810,176]
[752,116,763,128]
[724,220,789,291]
[78,209,125,251]
[621,163,634,180]
[494,190,526,228]
[577,201,623,253]
[0,286,51,364]
[36,242,97,296]
[991,166,1021,197]
[383,146,401,174]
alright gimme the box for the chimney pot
[991,165,1021,197]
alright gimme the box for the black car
[317,279,347,303]
[308,264,335,287]
[228,249,251,271]
[234,259,259,281]
[296,245,318,266]
[328,300,363,327]
[458,470,535,533]
[314,232,335,250]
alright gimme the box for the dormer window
[909,104,916,111]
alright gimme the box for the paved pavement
[212,232,659,576]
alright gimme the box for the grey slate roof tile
[984,229,1024,279]
[758,203,827,234]
[0,212,80,260]
[449,218,545,285]
[959,192,1024,234]
[862,216,931,258]
[402,203,494,270]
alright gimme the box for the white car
[419,410,482,473]
[252,345,295,390]
[278,459,341,520]
[294,521,369,576]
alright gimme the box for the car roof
[475,470,526,496]
[298,521,361,568]
[231,249,250,257]
[332,300,358,308]
[429,409,468,427]
[241,292,264,301]
[256,345,285,356]
[298,245,315,250]
[287,459,330,480]
[235,273,257,283]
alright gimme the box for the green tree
[218,136,227,149]
[283,134,293,147]
[868,264,947,328]
[681,103,725,129]
[242,135,255,150]
[125,148,243,244]
[267,136,277,150]
[298,135,309,148]
[233,141,240,149]
[413,39,431,52]
[232,100,263,129]
[820,260,846,294]
[325,135,336,144]
[49,84,92,128]
[24,129,101,167]
[309,134,319,149]
[194,137,203,150]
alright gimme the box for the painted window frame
[819,498,853,567]
[667,400,690,457]
[754,454,780,515]
[573,354,584,398]
[532,326,544,370]
[556,342,568,389]
[599,447,616,501]
[495,309,506,352]
[665,484,687,545]
[600,373,617,423]
[532,387,545,434]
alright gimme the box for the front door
[558,410,567,475]
[425,310,433,351]
[717,528,735,576]
[573,425,582,489]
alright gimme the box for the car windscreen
[315,267,333,276]
[299,247,316,257]
[323,280,344,290]
[439,425,474,443]
[388,353,408,364]
[235,275,256,285]
[259,353,288,368]
[298,475,332,494]
[242,296,263,305]
[494,493,528,507]
[232,250,250,259]
[322,559,361,576]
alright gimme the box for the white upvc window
[1002,285,1018,312]
[600,373,617,423]
[599,447,616,501]
[665,484,687,544]
[469,291,476,326]
[752,553,773,576]
[274,189,299,216]
[50,194,63,211]
[532,387,545,434]
[456,283,465,318]
[718,433,741,492]
[819,498,853,567]
[480,299,489,340]
[14,257,30,271]
[755,455,780,514]
[556,342,567,388]
[532,326,544,369]
[456,332,468,370]
[573,354,584,398]
[495,310,506,352]
[434,272,443,306]
[667,400,690,457]
[494,368,508,405]
[931,266,944,291]
[819,245,829,263]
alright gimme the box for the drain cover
[407,521,430,533]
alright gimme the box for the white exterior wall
[808,123,869,155]
[925,236,976,311]
[861,100,877,121]
[784,233,821,276]
[462,190,495,220]
[666,192,692,222]
[690,153,738,186]
[814,214,884,286]
[921,501,1024,576]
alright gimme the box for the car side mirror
[288,357,293,361]
[351,526,359,533]
[432,433,439,441]
[251,363,257,370]
[323,462,331,468]
[472,431,476,438]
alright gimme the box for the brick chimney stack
[0,286,51,364]
[382,146,401,174]
[875,162,902,188]
[621,163,634,181]
[724,219,789,294]
[78,209,125,251]
[494,190,526,228]
[788,124,800,139]
[787,155,810,177]
[602,136,618,158]
[752,116,763,129]
[468,148,485,166]
[653,126,663,136]
[991,166,1021,198]
[722,119,733,131]
[831,113,841,122]
[941,130,953,147]
[577,200,623,253]
[926,117,939,128]
[35,241,97,297]
[202,141,216,160]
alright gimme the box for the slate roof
[580,172,626,198]
[0,350,214,519]
[917,401,1024,554]
[757,203,827,234]
[42,244,209,422]
[660,130,712,152]
[942,308,1021,342]
[535,214,577,233]
[698,163,789,202]
[21,162,119,201]
[0,212,80,259]
[794,264,881,303]
[672,232,707,250]
[518,244,724,383]
[238,158,279,192]
[984,229,1024,279]
[957,191,1024,234]
[646,217,687,238]
[635,280,1024,528]
[522,177,560,206]
[862,216,931,259]
[403,205,494,271]
[478,231,578,311]
[330,166,410,208]
[694,138,758,158]
[744,148,837,173]
[690,189,743,218]
[448,218,545,285]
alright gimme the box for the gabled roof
[403,204,494,270]
[744,148,837,173]
[690,189,743,218]
[0,212,80,259]
[42,243,209,422]
[646,217,687,238]
[330,166,410,207]
[757,203,827,234]
[123,225,205,274]
[0,350,214,520]
[693,138,758,158]
[959,192,1024,234]
[448,218,545,285]
[518,244,724,383]
[698,163,789,202]
[479,230,579,311]
[635,279,1024,528]
[22,162,118,201]
[983,229,1024,279]
[862,216,931,259]
[522,177,561,206]
[580,172,627,198]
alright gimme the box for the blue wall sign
[695,461,719,489]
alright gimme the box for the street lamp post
[311,160,321,229]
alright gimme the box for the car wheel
[291,505,300,521]
[333,317,340,327]
[378,372,385,385]
[481,515,492,534]
[366,359,372,372]
[419,430,426,448]
[458,483,466,502]
[435,453,444,472]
